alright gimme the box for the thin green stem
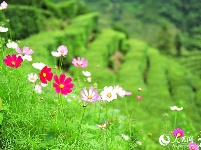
[174,112,177,129]
[93,102,96,123]
[0,34,5,57]
[78,105,86,137]
[105,102,108,150]
[7,21,12,41]
[124,98,132,137]
[98,101,102,122]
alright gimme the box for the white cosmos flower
[51,51,62,57]
[96,121,108,130]
[82,71,91,77]
[0,26,8,32]
[87,77,92,82]
[41,83,47,87]
[32,62,46,70]
[100,86,117,102]
[6,41,18,49]
[28,73,38,83]
[136,141,142,145]
[114,85,126,97]
[18,54,32,61]
[34,84,42,93]
[170,106,183,111]
[121,134,129,141]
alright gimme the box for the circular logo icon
[159,134,170,146]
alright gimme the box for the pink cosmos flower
[3,54,23,68]
[114,85,126,97]
[39,66,53,84]
[114,85,132,97]
[16,46,34,61]
[188,142,199,150]
[16,46,33,55]
[0,1,7,10]
[125,91,132,96]
[51,45,68,57]
[72,57,88,68]
[53,74,74,95]
[137,96,142,100]
[57,45,68,56]
[80,86,100,102]
[172,128,184,138]
[96,121,108,130]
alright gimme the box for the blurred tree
[157,24,172,55]
[174,33,182,56]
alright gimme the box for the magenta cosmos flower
[3,54,23,68]
[80,86,100,102]
[188,142,199,150]
[172,128,184,138]
[53,74,74,95]
[39,66,53,84]
[72,57,88,68]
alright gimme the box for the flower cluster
[3,46,35,68]
[16,46,34,61]
[3,44,76,95]
[100,85,132,102]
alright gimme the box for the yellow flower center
[43,73,46,77]
[60,49,64,53]
[59,84,64,89]
[107,93,112,98]
[77,62,82,66]
[11,61,15,66]
[177,133,181,137]
[87,96,92,99]
[31,77,35,81]
[101,125,105,129]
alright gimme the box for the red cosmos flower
[3,54,23,68]
[39,66,53,84]
[53,74,74,95]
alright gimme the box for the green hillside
[0,0,201,149]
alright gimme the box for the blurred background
[1,0,201,149]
